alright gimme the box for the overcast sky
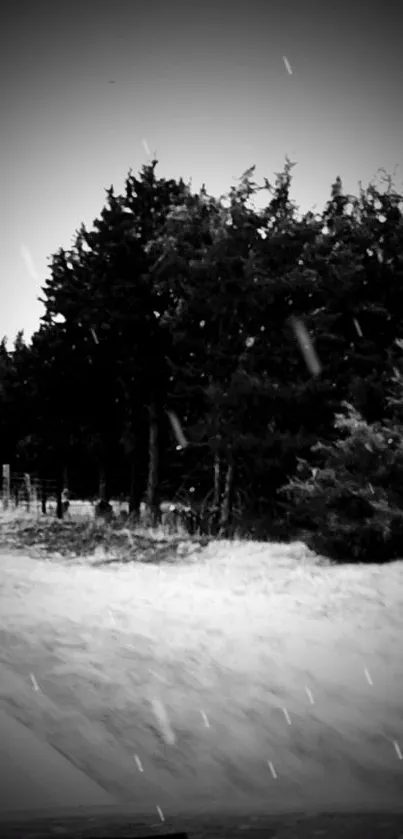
[2,0,402,344]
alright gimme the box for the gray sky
[2,0,402,343]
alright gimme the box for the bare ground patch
[1,528,403,822]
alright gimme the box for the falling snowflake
[290,316,321,377]
[282,56,293,75]
[167,410,188,449]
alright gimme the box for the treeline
[1,159,402,558]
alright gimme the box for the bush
[278,396,403,563]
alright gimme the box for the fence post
[2,464,10,510]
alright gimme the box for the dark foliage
[1,160,402,560]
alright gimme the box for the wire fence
[0,470,130,520]
[0,471,180,526]
[0,469,239,536]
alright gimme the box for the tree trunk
[2,464,10,510]
[41,480,47,515]
[213,452,222,508]
[145,399,160,527]
[56,471,63,520]
[210,452,222,536]
[129,451,142,518]
[24,473,31,512]
[62,465,69,494]
[94,442,114,521]
[99,461,108,503]
[218,458,235,538]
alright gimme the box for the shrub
[279,394,403,563]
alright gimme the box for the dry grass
[0,512,403,819]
